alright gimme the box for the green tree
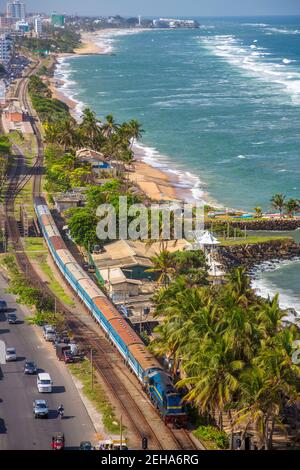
[79,108,103,149]
[284,199,300,218]
[68,208,99,250]
[147,250,176,286]
[270,193,286,218]
[253,206,262,218]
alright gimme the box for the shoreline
[49,30,207,204]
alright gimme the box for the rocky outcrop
[214,239,300,271]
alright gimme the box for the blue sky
[20,1,300,17]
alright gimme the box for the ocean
[54,16,300,315]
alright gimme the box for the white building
[7,1,26,21]
[0,34,13,66]
[15,21,29,33]
[34,16,42,36]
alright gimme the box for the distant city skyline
[1,0,300,17]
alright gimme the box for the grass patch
[8,132,38,219]
[69,359,123,435]
[24,237,45,252]
[193,425,229,450]
[24,238,74,306]
[219,236,292,246]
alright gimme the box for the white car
[37,373,53,393]
[5,347,17,362]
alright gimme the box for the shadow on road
[0,418,7,434]
[61,415,75,421]
[0,312,6,323]
[52,386,66,394]
[47,410,60,420]
[15,356,26,362]
[0,329,10,335]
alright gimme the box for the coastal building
[53,191,86,213]
[0,33,13,66]
[1,99,33,133]
[7,1,26,21]
[76,148,112,176]
[15,21,29,33]
[152,18,199,29]
[0,15,16,30]
[34,16,42,36]
[0,79,6,105]
[51,13,65,28]
[3,101,26,122]
[92,238,191,282]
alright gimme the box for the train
[34,197,186,425]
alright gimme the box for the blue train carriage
[143,369,187,425]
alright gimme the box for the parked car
[0,300,7,312]
[24,361,37,375]
[5,347,17,362]
[43,325,56,342]
[33,399,49,419]
[7,312,17,324]
[79,441,94,450]
[37,373,53,393]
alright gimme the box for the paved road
[0,272,96,450]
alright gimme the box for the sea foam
[251,258,300,320]
[200,34,300,104]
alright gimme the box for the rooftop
[93,239,190,270]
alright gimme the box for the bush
[193,425,229,450]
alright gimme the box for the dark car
[79,441,93,451]
[7,312,17,324]
[24,361,37,375]
[0,300,7,312]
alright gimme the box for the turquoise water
[55,17,300,313]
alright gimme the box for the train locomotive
[34,197,186,425]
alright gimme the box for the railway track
[3,62,198,451]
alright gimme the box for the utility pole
[90,348,94,390]
[120,414,123,449]
[140,307,143,334]
[2,227,6,253]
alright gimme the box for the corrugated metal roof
[110,317,143,347]
[129,343,162,371]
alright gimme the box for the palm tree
[270,193,286,218]
[147,250,176,287]
[79,108,103,148]
[45,117,79,151]
[126,119,144,148]
[226,267,253,306]
[178,336,244,430]
[102,114,120,138]
[257,294,284,337]
[284,199,300,218]
[253,206,262,218]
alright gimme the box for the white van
[37,373,53,393]
[43,325,56,342]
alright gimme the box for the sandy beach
[74,32,109,55]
